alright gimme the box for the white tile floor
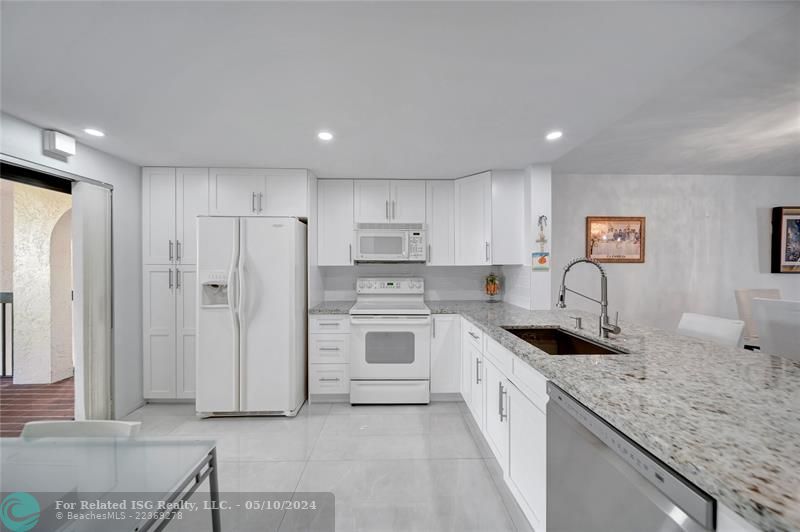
[124,401,532,532]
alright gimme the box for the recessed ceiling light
[84,128,105,137]
[317,131,333,141]
[546,130,563,141]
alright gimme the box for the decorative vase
[484,273,502,303]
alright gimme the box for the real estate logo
[0,492,40,531]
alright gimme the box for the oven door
[350,315,431,380]
[354,230,409,262]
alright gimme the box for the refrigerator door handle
[237,222,246,409]
[228,218,241,411]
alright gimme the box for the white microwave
[354,224,427,263]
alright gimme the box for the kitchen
[0,2,799,532]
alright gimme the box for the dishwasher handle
[547,383,716,530]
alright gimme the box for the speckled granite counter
[427,301,800,532]
[308,300,354,314]
[308,299,800,531]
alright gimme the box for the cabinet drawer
[309,315,350,334]
[310,334,350,364]
[485,335,513,375]
[462,318,483,350]
[309,364,349,394]
[510,357,548,409]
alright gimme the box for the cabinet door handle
[468,331,479,340]
[318,347,340,352]
[485,241,490,262]
[319,322,340,327]
[392,200,396,219]
[176,268,181,290]
[499,381,508,422]
[168,240,173,262]
[385,200,389,220]
[252,192,257,213]
[176,240,181,262]
[258,192,263,213]
[319,377,341,382]
[168,268,173,290]
[349,244,353,264]
[432,318,436,338]
[476,358,482,384]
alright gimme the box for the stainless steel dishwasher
[547,383,716,532]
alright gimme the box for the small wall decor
[532,251,550,271]
[586,216,645,263]
[532,215,550,271]
[771,206,800,273]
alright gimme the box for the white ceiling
[554,5,800,176]
[1,1,796,178]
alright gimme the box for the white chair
[676,313,745,347]
[735,289,781,348]
[21,420,141,439]
[752,298,800,362]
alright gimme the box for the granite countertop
[308,301,355,314]
[308,299,800,531]
[428,301,800,532]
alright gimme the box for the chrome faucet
[556,257,621,339]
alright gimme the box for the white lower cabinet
[143,266,196,399]
[309,315,350,399]
[430,315,460,394]
[468,343,485,430]
[175,268,197,398]
[507,381,547,531]
[483,356,509,472]
[457,325,547,531]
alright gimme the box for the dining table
[0,437,220,531]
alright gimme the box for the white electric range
[349,277,431,404]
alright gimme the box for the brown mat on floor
[0,376,74,437]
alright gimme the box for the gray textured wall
[551,174,800,331]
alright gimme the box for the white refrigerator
[196,216,307,416]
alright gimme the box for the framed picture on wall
[771,206,800,273]
[586,216,646,263]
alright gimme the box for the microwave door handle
[403,235,408,258]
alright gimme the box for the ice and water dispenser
[200,271,231,307]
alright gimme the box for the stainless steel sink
[502,327,628,355]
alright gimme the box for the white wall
[551,174,800,331]
[503,165,553,310]
[1,113,143,417]
[321,265,496,301]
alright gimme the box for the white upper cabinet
[209,168,309,217]
[491,171,525,265]
[455,172,492,265]
[264,171,310,217]
[209,168,266,216]
[354,180,426,223]
[143,167,208,265]
[425,180,455,265]
[391,180,426,223]
[354,180,392,223]
[318,179,354,266]
[142,168,177,265]
[175,168,209,265]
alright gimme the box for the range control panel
[356,277,424,294]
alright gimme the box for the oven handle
[350,315,431,326]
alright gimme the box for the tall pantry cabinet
[142,168,208,399]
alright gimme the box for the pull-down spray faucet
[557,257,621,339]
